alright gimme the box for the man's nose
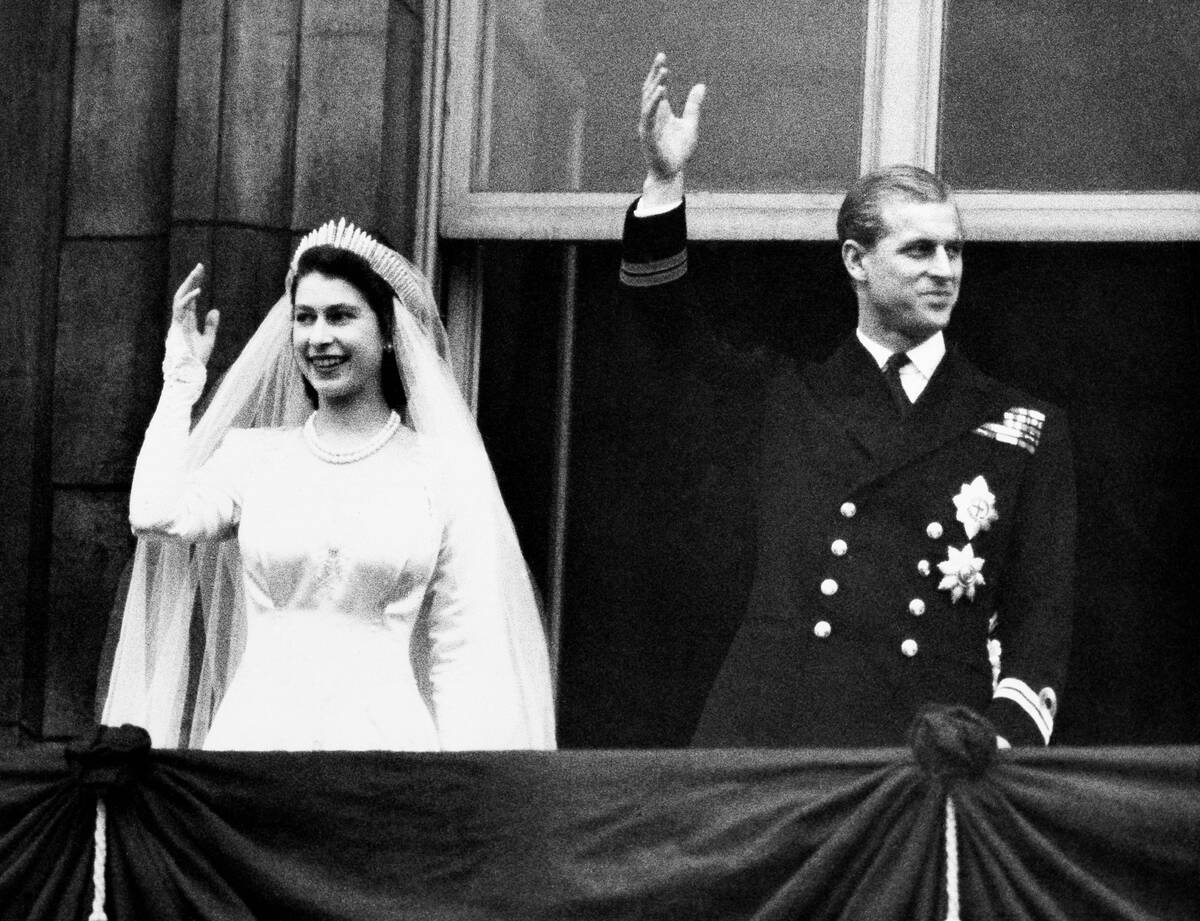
[929,247,954,277]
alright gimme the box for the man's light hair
[836,166,957,248]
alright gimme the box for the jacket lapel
[802,336,899,465]
[850,346,998,491]
[801,337,1003,493]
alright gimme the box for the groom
[620,56,1076,748]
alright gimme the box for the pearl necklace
[303,411,401,464]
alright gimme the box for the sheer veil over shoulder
[103,220,556,750]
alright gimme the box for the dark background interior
[478,239,1200,748]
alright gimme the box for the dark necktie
[882,352,912,418]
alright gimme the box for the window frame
[415,0,1200,682]
[429,0,1200,245]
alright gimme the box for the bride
[102,220,555,751]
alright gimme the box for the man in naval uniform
[620,56,1075,747]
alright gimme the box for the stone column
[0,0,79,745]
[9,0,426,742]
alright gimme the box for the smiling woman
[102,220,556,752]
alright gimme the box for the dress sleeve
[128,328,243,542]
[422,488,530,751]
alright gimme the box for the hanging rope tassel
[944,795,961,921]
[907,707,995,921]
[64,725,150,921]
[88,797,108,921]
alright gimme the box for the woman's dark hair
[290,244,406,413]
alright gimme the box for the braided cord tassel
[88,797,108,921]
[944,795,961,921]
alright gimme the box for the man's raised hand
[639,53,705,194]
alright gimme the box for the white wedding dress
[128,375,528,752]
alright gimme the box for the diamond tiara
[289,218,438,328]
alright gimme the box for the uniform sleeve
[617,197,706,357]
[128,331,243,542]
[423,494,529,750]
[986,406,1077,745]
[619,197,689,289]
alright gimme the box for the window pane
[940,0,1200,191]
[477,0,867,193]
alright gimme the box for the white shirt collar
[855,329,946,382]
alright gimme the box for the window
[429,0,1200,243]
[417,1,1200,733]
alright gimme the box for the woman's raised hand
[639,53,706,184]
[171,263,219,366]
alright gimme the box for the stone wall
[1,0,425,743]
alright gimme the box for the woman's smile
[308,354,348,373]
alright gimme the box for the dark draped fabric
[2,724,1198,921]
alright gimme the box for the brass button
[901,639,919,658]
[908,598,926,616]
[917,559,931,576]
[820,578,839,596]
[831,539,848,557]
[813,620,832,639]
[1039,687,1058,718]
[926,521,943,540]
[840,501,857,518]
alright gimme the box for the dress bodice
[232,426,441,626]
[193,425,450,751]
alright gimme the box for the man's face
[843,198,964,351]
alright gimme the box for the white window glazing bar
[860,0,944,172]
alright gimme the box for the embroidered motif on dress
[314,547,346,602]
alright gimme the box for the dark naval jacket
[620,200,1076,747]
